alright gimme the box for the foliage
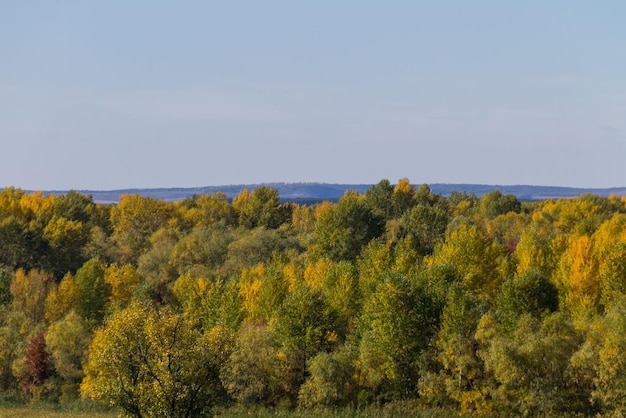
[81,303,230,417]
[2,183,626,416]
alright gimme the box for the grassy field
[0,401,461,418]
[0,407,117,418]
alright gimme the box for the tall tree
[81,303,231,417]
[313,192,384,262]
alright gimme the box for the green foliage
[359,273,441,401]
[221,324,283,405]
[0,266,12,306]
[478,190,521,219]
[272,284,341,397]
[298,344,358,408]
[482,313,584,415]
[313,192,384,262]
[74,258,109,329]
[3,184,626,415]
[496,270,558,333]
[400,204,449,255]
[82,303,231,417]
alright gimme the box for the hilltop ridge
[33,183,626,204]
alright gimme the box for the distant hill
[36,183,626,204]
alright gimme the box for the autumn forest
[1,179,626,416]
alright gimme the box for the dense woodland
[1,179,626,416]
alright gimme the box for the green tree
[435,282,487,413]
[81,303,231,417]
[272,284,340,399]
[298,343,358,408]
[137,227,179,303]
[478,190,521,219]
[496,270,559,334]
[171,224,234,279]
[74,258,110,328]
[221,323,284,405]
[364,179,394,219]
[313,192,384,262]
[570,297,626,415]
[481,313,584,415]
[43,216,89,279]
[0,266,12,306]
[0,308,26,391]
[359,273,441,401]
[400,203,449,255]
[46,311,91,402]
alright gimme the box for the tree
[392,178,416,217]
[110,194,174,264]
[432,224,504,305]
[81,303,231,417]
[478,190,521,220]
[233,186,286,229]
[104,263,141,311]
[74,258,110,328]
[435,282,488,412]
[272,284,340,399]
[21,331,53,398]
[481,313,584,415]
[171,224,234,279]
[46,311,91,402]
[10,269,53,325]
[43,216,89,280]
[496,270,559,334]
[359,273,441,401]
[400,203,449,255]
[0,307,26,391]
[137,228,179,303]
[0,266,12,306]
[177,192,236,230]
[555,234,601,323]
[313,192,384,262]
[221,323,283,405]
[364,179,394,219]
[44,273,80,324]
[298,344,358,408]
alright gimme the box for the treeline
[1,180,626,416]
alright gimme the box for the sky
[1,1,625,190]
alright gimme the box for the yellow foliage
[45,273,80,323]
[556,234,600,324]
[304,259,331,291]
[239,264,266,321]
[282,262,302,294]
[104,264,141,308]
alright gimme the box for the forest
[1,179,626,417]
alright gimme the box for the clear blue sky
[1,1,625,190]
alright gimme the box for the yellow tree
[10,269,54,325]
[81,303,231,417]
[555,234,600,324]
[44,273,80,324]
[110,194,174,264]
[104,263,141,311]
[431,224,504,305]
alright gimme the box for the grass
[0,400,461,418]
[0,400,118,418]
